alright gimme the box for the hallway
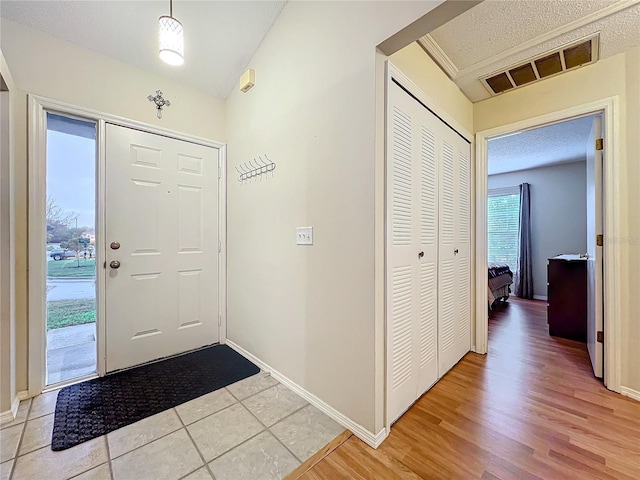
[297,298,640,479]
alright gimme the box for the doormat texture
[51,344,259,451]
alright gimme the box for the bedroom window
[487,186,521,273]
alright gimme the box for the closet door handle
[454,249,459,255]
[418,251,424,259]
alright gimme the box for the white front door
[105,124,219,372]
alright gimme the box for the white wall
[225,1,445,436]
[0,19,227,398]
[0,20,226,142]
[488,161,587,299]
[475,46,640,397]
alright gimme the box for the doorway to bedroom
[486,113,604,379]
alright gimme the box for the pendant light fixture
[158,0,184,66]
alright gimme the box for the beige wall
[389,42,473,134]
[475,47,640,395]
[0,20,226,140]
[0,50,17,413]
[0,19,226,400]
[225,1,443,435]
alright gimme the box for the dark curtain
[515,183,533,298]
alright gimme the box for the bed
[488,263,513,308]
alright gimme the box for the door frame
[474,96,621,392]
[28,95,227,395]
[384,63,475,433]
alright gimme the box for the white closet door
[416,122,439,394]
[455,144,472,367]
[387,81,439,423]
[438,126,471,377]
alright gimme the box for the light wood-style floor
[295,298,640,479]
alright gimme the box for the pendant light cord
[170,0,173,18]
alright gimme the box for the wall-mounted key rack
[235,155,276,182]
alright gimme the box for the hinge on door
[597,330,604,343]
[218,157,222,179]
[218,315,222,327]
[218,240,221,253]
[595,138,604,151]
[596,234,603,247]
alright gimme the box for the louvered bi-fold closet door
[387,80,439,423]
[437,123,472,377]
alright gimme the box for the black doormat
[51,344,259,451]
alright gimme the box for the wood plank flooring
[296,298,640,479]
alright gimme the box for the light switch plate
[296,226,313,245]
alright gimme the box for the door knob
[110,241,121,250]
[454,249,459,255]
[109,260,121,269]
[418,251,424,259]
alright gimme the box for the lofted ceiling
[0,0,286,99]
[488,115,596,176]
[0,3,623,211]
[420,0,640,102]
[4,1,638,104]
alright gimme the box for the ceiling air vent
[481,34,599,96]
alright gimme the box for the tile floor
[0,372,345,480]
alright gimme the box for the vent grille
[481,34,599,95]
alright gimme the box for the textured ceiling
[431,0,616,70]
[422,0,640,102]
[0,0,286,99]
[488,115,596,176]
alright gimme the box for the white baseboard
[225,339,387,449]
[0,409,14,424]
[620,386,640,402]
[371,426,388,448]
[533,295,548,301]
[0,394,22,424]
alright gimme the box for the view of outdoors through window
[487,189,521,274]
[46,113,97,385]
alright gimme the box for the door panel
[105,124,219,372]
[438,127,471,377]
[586,115,603,378]
[387,78,471,423]
[417,124,438,394]
[390,265,415,404]
[388,99,419,422]
[455,150,472,349]
[387,81,441,422]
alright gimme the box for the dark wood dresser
[547,254,587,342]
